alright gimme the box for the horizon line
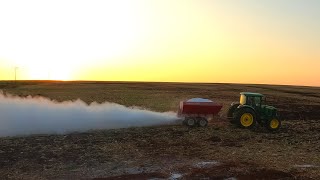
[0,80,319,88]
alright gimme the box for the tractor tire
[234,108,256,129]
[198,118,208,127]
[186,118,196,127]
[265,118,281,131]
[228,103,240,124]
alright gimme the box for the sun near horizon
[0,0,319,86]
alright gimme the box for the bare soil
[0,81,320,179]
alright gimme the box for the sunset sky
[0,0,319,86]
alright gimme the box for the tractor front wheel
[235,108,256,129]
[266,118,281,131]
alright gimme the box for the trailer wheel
[186,118,196,127]
[198,118,208,127]
[182,119,186,125]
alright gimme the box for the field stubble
[0,81,320,179]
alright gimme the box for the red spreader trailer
[178,100,223,127]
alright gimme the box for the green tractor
[227,92,281,131]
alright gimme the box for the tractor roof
[240,92,264,97]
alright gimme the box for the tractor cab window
[247,96,261,107]
[240,95,246,105]
[254,97,261,106]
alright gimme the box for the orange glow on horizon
[0,0,319,86]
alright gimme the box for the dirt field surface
[0,81,320,179]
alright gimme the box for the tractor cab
[239,92,264,107]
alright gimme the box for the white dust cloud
[0,93,177,137]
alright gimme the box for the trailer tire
[186,118,196,127]
[198,118,208,127]
[182,119,186,125]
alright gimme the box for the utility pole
[14,67,19,82]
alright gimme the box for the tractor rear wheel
[266,118,281,131]
[234,108,256,129]
[186,118,196,127]
[198,117,208,127]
